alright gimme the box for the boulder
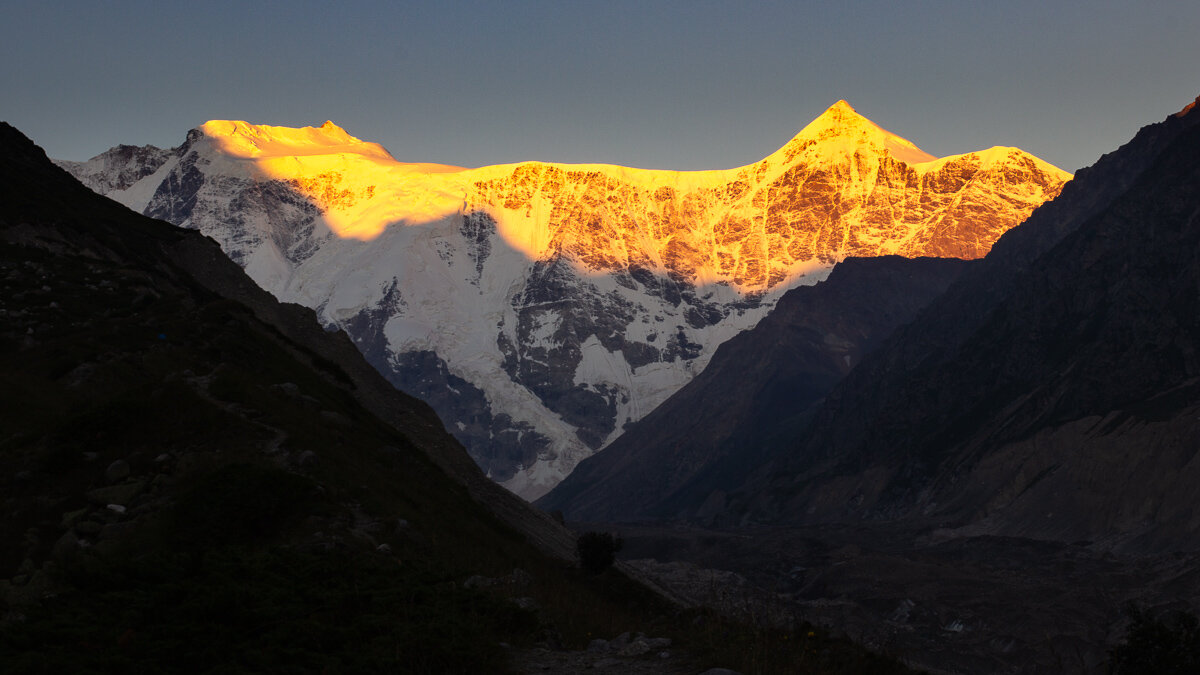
[85,480,145,506]
[105,459,131,482]
[586,638,609,653]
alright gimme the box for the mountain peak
[198,119,394,162]
[825,99,859,114]
[810,99,872,127]
[778,100,937,166]
[1175,94,1200,119]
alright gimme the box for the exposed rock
[586,638,609,653]
[59,508,89,530]
[51,530,80,559]
[319,410,351,426]
[617,639,651,657]
[104,459,131,482]
[73,520,102,536]
[84,480,145,507]
[53,143,174,194]
[509,568,533,588]
[463,575,494,590]
[510,596,538,611]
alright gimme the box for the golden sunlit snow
[200,102,1070,292]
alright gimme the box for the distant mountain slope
[715,97,1200,552]
[57,102,1070,497]
[538,255,969,522]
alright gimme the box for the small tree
[576,531,623,574]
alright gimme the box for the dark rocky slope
[539,256,969,522]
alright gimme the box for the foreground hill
[58,102,1069,497]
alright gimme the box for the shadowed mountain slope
[539,255,969,522]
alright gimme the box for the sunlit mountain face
[58,101,1070,498]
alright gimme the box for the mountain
[667,96,1200,552]
[538,255,970,521]
[57,102,1070,498]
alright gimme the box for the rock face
[55,143,174,195]
[56,102,1070,498]
[694,97,1200,553]
[538,255,970,521]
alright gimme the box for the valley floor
[590,520,1200,674]
[511,645,702,674]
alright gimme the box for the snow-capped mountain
[57,101,1070,499]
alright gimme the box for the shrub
[576,531,622,574]
[1110,604,1200,674]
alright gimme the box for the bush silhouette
[1110,604,1200,674]
[576,531,623,574]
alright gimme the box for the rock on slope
[57,102,1070,498]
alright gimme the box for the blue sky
[3,0,1197,172]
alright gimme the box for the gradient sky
[4,1,1197,173]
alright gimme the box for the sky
[3,1,1198,173]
